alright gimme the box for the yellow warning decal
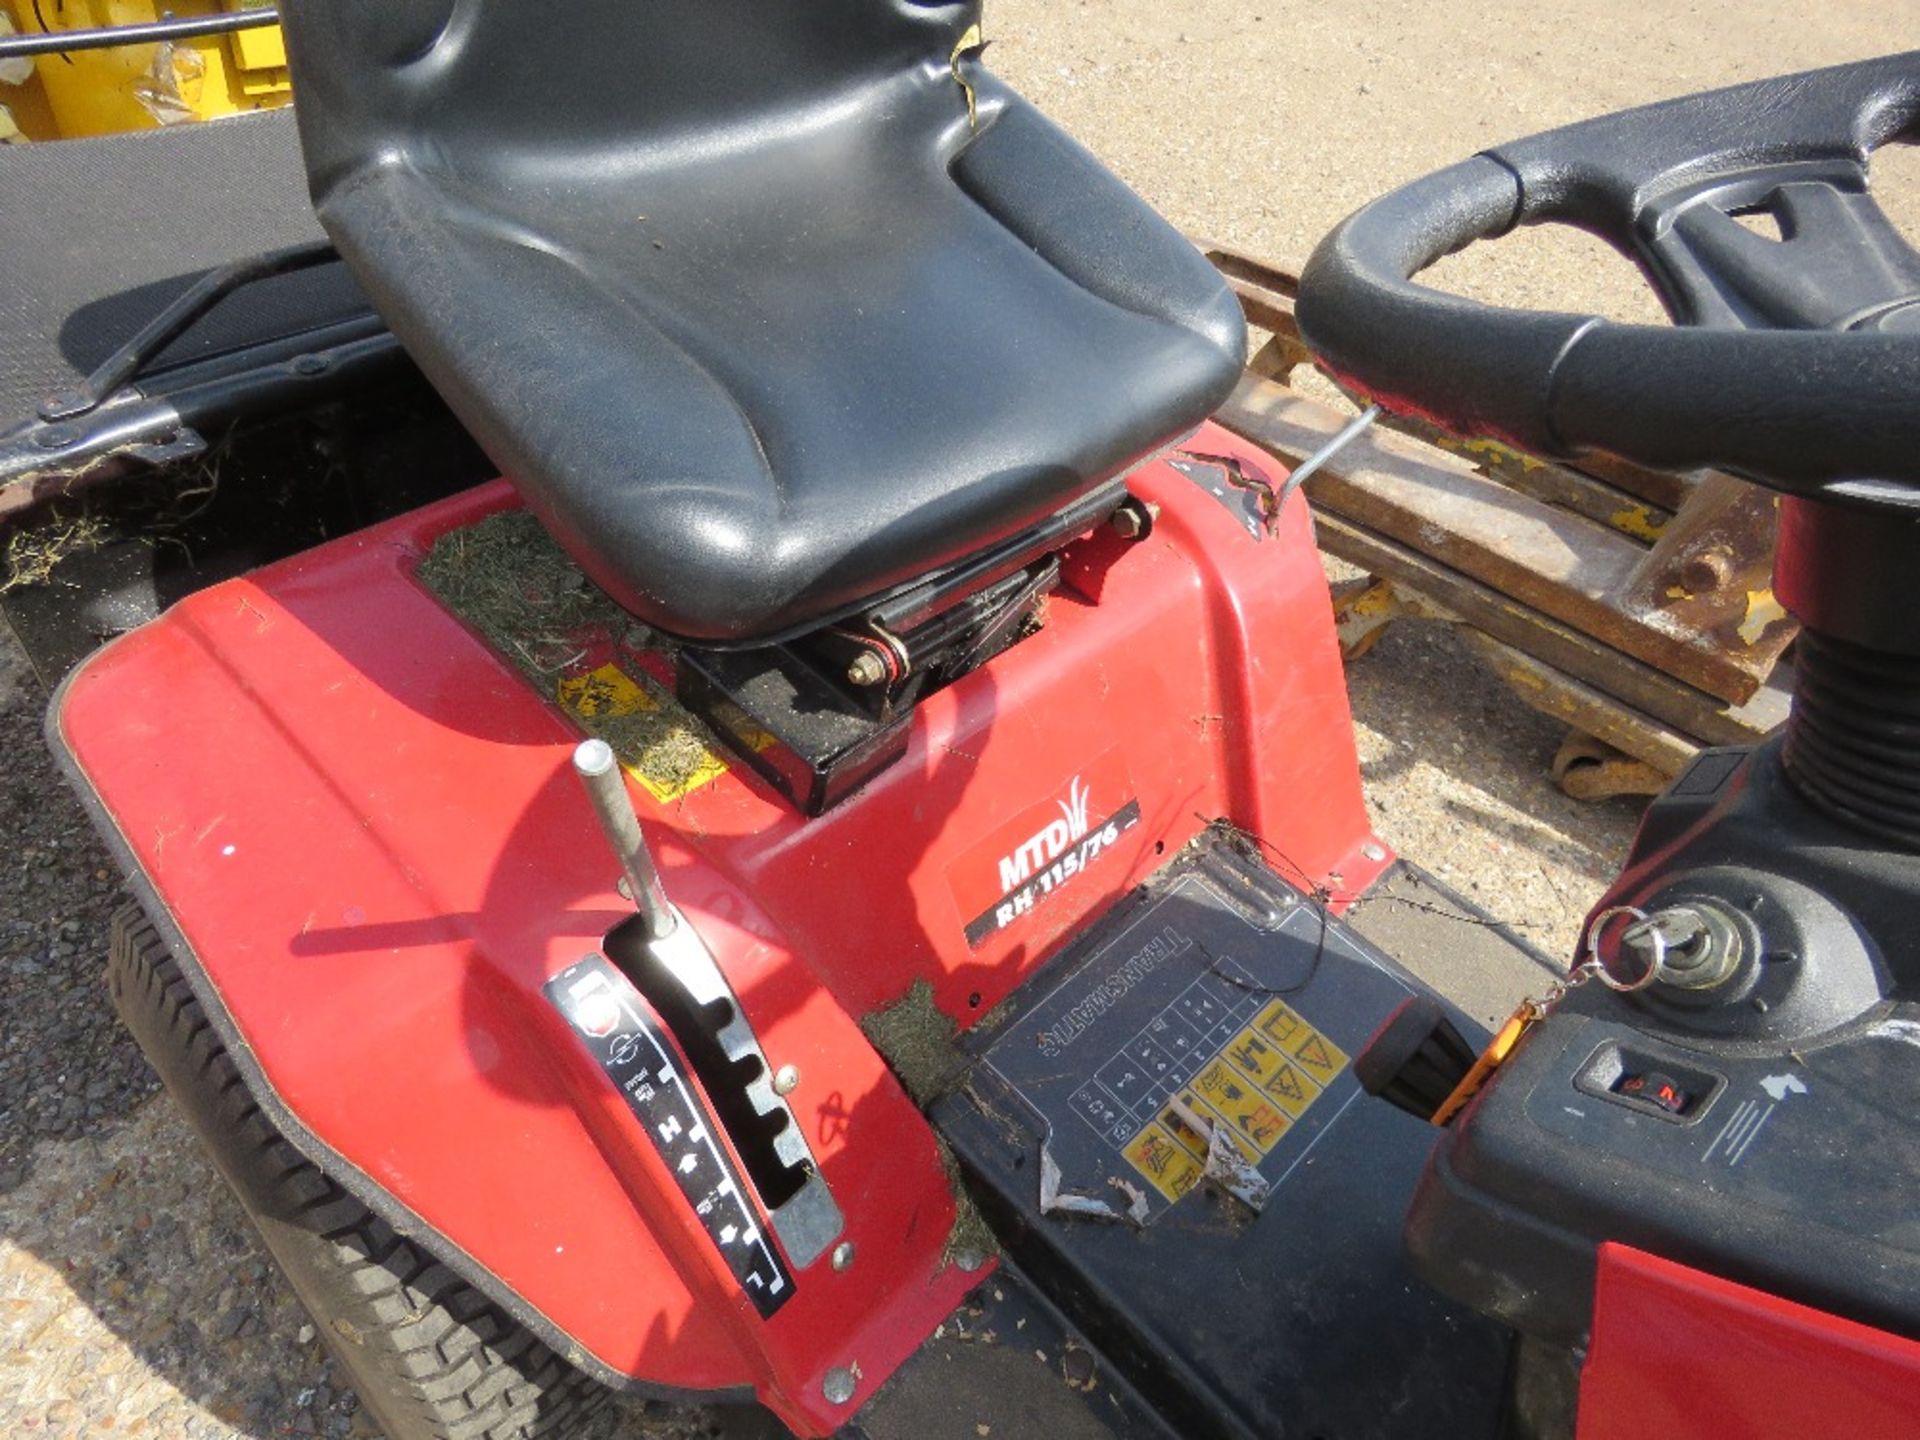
[556,663,732,803]
[1220,1026,1292,1089]
[1254,998,1310,1048]
[1159,1091,1259,1164]
[1099,987,1358,1213]
[1256,1056,1319,1118]
[1122,1122,1206,1202]
[1218,1001,1354,1121]
[1190,1059,1292,1154]
[1257,999,1350,1086]
[1289,1029,1348,1087]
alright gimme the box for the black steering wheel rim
[1294,51,1920,509]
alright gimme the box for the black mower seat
[280,0,1245,643]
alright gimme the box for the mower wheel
[106,903,613,1440]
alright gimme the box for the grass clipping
[862,981,998,1268]
[415,510,718,797]
[1,511,110,594]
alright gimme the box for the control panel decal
[546,954,794,1316]
[983,873,1406,1223]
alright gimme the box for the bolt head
[772,1064,800,1096]
[1110,506,1148,540]
[1678,547,1735,594]
[822,1366,858,1405]
[950,1245,990,1273]
[831,1241,855,1271]
[846,651,888,687]
[1361,842,1388,863]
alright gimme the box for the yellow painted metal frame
[1,0,289,141]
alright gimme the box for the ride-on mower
[13,4,1920,1436]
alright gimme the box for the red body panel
[1578,1244,1920,1440]
[55,422,1383,1432]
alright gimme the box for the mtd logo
[949,752,1142,948]
[998,776,1094,894]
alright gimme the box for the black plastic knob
[1355,996,1478,1122]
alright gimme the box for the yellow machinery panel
[0,0,290,141]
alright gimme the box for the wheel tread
[107,904,612,1440]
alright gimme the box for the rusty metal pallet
[1203,247,1794,799]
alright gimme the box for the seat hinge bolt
[1111,499,1159,540]
[847,652,888,688]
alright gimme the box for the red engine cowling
[52,420,1386,1433]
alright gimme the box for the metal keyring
[1584,905,1666,993]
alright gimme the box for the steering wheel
[1295,52,1920,510]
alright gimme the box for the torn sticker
[1039,1145,1132,1224]
[1106,1175,1151,1226]
[1169,451,1288,539]
[1202,1117,1272,1211]
[1167,1093,1269,1211]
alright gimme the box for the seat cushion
[281,0,1245,642]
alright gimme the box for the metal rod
[0,9,277,60]
[573,740,676,940]
[1,326,405,510]
[39,241,339,422]
[1277,403,1383,513]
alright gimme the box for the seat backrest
[276,0,1246,642]
[283,0,980,193]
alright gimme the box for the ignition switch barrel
[1618,903,1742,991]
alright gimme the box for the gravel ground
[4,8,1917,1438]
